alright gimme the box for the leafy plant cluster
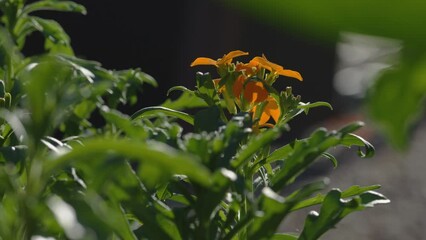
[0,1,389,239]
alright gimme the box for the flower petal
[232,75,245,98]
[236,62,258,76]
[244,81,268,103]
[218,50,249,65]
[250,56,277,72]
[258,111,271,125]
[264,97,280,123]
[250,56,303,81]
[190,57,218,67]
[276,69,303,81]
[218,50,248,63]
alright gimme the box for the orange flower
[233,76,268,104]
[235,61,258,76]
[190,50,249,67]
[250,55,303,81]
[253,96,280,126]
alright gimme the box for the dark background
[26,0,341,140]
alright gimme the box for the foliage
[0,1,388,239]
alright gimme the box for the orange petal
[236,62,258,76]
[244,81,268,103]
[251,56,303,81]
[276,69,303,81]
[190,57,218,67]
[258,111,271,125]
[264,97,280,123]
[218,50,249,65]
[232,75,245,98]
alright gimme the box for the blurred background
[26,0,426,239]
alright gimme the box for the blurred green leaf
[321,152,338,168]
[22,1,87,15]
[226,0,426,47]
[19,56,79,142]
[131,106,194,125]
[193,106,222,133]
[0,145,28,165]
[366,61,426,150]
[45,138,211,187]
[100,106,148,139]
[28,16,74,54]
[270,233,298,240]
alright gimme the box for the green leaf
[298,189,389,240]
[366,62,426,150]
[225,1,426,47]
[28,16,74,54]
[22,1,87,15]
[247,181,326,240]
[340,133,375,158]
[65,156,179,240]
[321,152,338,168]
[100,106,148,139]
[162,90,208,110]
[231,127,282,169]
[194,169,237,239]
[167,86,193,96]
[270,233,298,240]
[0,27,23,88]
[114,68,157,87]
[19,56,80,142]
[195,72,220,106]
[131,106,194,125]
[0,145,27,165]
[290,185,382,211]
[193,106,222,133]
[217,113,252,169]
[269,123,375,191]
[297,101,333,113]
[44,138,212,187]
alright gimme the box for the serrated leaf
[299,189,389,240]
[290,184,382,211]
[231,127,282,169]
[340,133,375,158]
[195,72,220,106]
[247,181,326,240]
[269,123,376,191]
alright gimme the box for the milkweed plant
[0,1,389,239]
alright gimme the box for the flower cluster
[190,50,302,129]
